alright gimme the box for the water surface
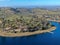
[0,21,60,45]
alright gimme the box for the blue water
[0,21,60,45]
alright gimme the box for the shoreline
[0,27,56,37]
[48,19,60,22]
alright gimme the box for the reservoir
[0,21,59,45]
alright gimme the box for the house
[0,20,2,24]
[19,25,28,32]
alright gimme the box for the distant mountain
[0,7,60,19]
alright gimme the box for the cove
[0,21,59,45]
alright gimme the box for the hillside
[0,7,60,20]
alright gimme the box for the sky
[0,0,60,7]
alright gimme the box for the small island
[0,15,56,37]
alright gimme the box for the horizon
[0,0,60,7]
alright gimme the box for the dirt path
[0,27,56,37]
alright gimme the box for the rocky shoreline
[0,27,56,37]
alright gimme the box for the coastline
[48,19,60,22]
[0,27,56,37]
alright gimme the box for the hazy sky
[0,0,60,7]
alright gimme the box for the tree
[2,18,6,31]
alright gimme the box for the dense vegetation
[0,15,52,33]
[0,7,56,33]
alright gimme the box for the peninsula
[0,7,56,37]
